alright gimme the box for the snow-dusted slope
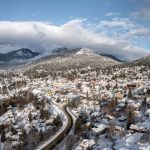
[75,48,95,56]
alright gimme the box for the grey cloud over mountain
[0,19,149,60]
[128,28,150,37]
[131,0,150,20]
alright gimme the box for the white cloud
[98,18,135,30]
[105,12,120,17]
[0,19,149,60]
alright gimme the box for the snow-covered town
[0,64,150,150]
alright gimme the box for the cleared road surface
[36,104,73,150]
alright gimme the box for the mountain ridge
[100,53,124,62]
[0,48,39,62]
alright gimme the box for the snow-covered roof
[92,124,108,134]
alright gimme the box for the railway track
[36,104,73,150]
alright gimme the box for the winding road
[36,104,73,150]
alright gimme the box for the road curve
[36,104,73,150]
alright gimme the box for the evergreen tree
[0,124,4,134]
[128,88,133,99]
[53,115,62,127]
[29,111,32,123]
[11,127,17,135]
[39,129,44,141]
[86,91,89,99]
[127,109,135,129]
[40,109,44,119]
[108,98,118,112]
[106,82,110,90]
[142,96,147,108]
[74,116,82,134]
[1,129,6,142]
[43,110,49,120]
[114,80,118,89]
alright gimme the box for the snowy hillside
[75,48,95,56]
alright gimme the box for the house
[130,124,147,132]
[92,124,108,136]
[105,115,115,120]
[145,109,150,116]
[79,139,96,149]
[115,125,125,132]
[118,116,126,122]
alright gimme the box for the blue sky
[0,0,150,60]
[0,0,139,22]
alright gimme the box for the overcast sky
[0,0,150,60]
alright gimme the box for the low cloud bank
[0,19,149,60]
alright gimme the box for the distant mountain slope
[100,53,123,62]
[133,55,150,66]
[116,55,150,68]
[0,48,39,62]
[0,48,40,69]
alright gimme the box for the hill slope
[25,48,120,72]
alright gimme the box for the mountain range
[0,47,149,69]
[0,48,121,69]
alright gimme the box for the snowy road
[35,104,73,150]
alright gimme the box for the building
[92,124,108,136]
